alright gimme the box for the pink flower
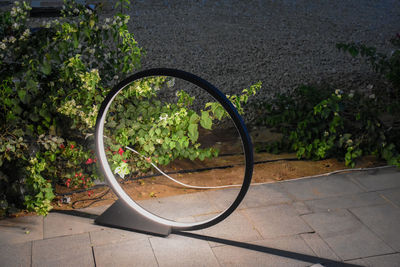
[85,158,94,164]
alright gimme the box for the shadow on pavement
[175,231,362,267]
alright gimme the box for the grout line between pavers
[30,241,33,267]
[148,237,160,267]
[379,193,400,209]
[347,207,397,254]
[236,209,263,239]
[300,232,343,262]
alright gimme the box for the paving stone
[379,188,400,206]
[212,235,317,267]
[350,204,400,251]
[194,211,262,247]
[32,233,94,267]
[204,187,244,211]
[300,233,341,261]
[280,174,364,201]
[292,201,312,215]
[0,215,43,245]
[302,209,394,260]
[0,242,31,267]
[305,192,387,213]
[89,228,149,246]
[242,183,293,208]
[150,233,219,267]
[352,167,400,191]
[93,238,158,267]
[137,192,219,222]
[360,253,400,267]
[43,212,104,238]
[241,204,313,239]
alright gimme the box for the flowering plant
[0,0,259,216]
[0,0,143,215]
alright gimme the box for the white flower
[73,8,79,14]
[114,162,129,179]
[14,1,19,5]
[167,78,175,88]
[113,75,119,80]
[369,94,375,99]
[12,22,19,29]
[324,131,329,137]
[0,42,6,50]
[105,18,111,23]
[346,139,353,145]
[23,28,30,36]
[159,114,168,122]
[9,36,16,43]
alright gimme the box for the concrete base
[95,199,171,237]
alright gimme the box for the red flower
[122,160,127,163]
[118,147,124,156]
[79,172,83,177]
[60,144,65,149]
[75,173,78,177]
[85,158,94,164]
[87,190,93,197]
[66,178,71,188]
[70,144,75,149]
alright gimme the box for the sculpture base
[95,199,171,236]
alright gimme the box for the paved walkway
[0,166,399,266]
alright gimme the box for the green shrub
[0,1,259,216]
[256,35,400,167]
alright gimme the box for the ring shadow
[52,210,362,266]
[174,231,362,267]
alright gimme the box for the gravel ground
[18,0,400,122]
[124,0,400,106]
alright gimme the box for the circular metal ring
[95,68,253,231]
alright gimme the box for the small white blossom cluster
[102,15,130,30]
[58,99,98,128]
[158,108,188,126]
[0,35,17,50]
[19,28,30,41]
[78,69,100,92]
[10,1,30,18]
[334,89,343,99]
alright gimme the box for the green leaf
[17,90,26,102]
[40,58,52,75]
[200,111,212,130]
[189,113,199,124]
[188,124,199,142]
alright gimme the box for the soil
[52,151,384,211]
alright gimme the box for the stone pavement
[0,166,399,266]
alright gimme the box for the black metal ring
[95,68,253,231]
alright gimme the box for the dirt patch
[52,152,384,210]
